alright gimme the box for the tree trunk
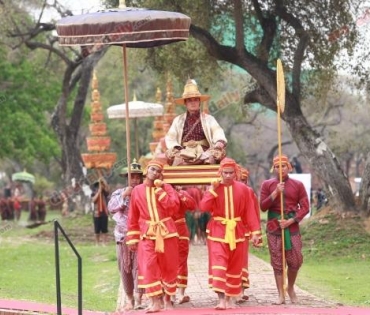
[61,128,84,185]
[51,50,107,187]
[286,113,356,212]
[359,153,370,214]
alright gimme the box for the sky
[60,0,104,14]
[36,0,105,22]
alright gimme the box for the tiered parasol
[147,77,176,154]
[81,72,117,171]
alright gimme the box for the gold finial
[119,0,126,9]
[156,87,162,103]
[92,70,98,90]
[91,70,102,108]
[166,74,173,103]
[165,75,175,118]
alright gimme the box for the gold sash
[146,217,171,253]
[214,216,241,250]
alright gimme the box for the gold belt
[182,139,209,147]
[214,216,241,251]
[146,217,171,253]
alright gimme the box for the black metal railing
[54,220,82,315]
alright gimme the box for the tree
[0,45,60,166]
[115,0,368,212]
[0,0,108,186]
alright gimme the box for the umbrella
[56,0,191,183]
[107,96,164,159]
[12,171,35,184]
[107,100,163,118]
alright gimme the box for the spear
[276,58,287,295]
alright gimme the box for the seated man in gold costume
[165,79,227,166]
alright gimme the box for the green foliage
[102,0,119,8]
[33,174,55,198]
[145,38,221,88]
[0,46,60,165]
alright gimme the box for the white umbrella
[107,98,163,159]
[107,101,163,118]
[12,171,35,184]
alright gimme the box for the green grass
[251,207,370,306]
[298,261,370,305]
[0,212,119,312]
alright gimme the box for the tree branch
[244,87,276,111]
[190,24,238,62]
[25,40,74,65]
[267,141,293,163]
[190,23,278,102]
[275,0,310,99]
[233,0,245,52]
[251,0,277,63]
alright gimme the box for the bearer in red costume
[200,158,261,310]
[238,167,262,303]
[173,186,196,304]
[126,160,180,313]
[259,155,309,305]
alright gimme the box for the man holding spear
[259,59,309,305]
[259,155,309,304]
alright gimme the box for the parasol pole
[134,118,139,160]
[96,169,103,215]
[276,58,287,296]
[122,44,132,186]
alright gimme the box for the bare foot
[178,295,190,304]
[235,297,246,305]
[134,296,145,310]
[134,302,146,310]
[145,306,160,313]
[164,300,174,310]
[145,299,161,313]
[226,299,237,309]
[215,300,226,310]
[272,296,285,305]
[288,287,298,304]
[215,304,226,310]
[124,298,134,311]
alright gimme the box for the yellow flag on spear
[277,59,285,113]
[276,58,287,296]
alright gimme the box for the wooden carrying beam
[162,164,220,184]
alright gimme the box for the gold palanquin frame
[162,164,220,184]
